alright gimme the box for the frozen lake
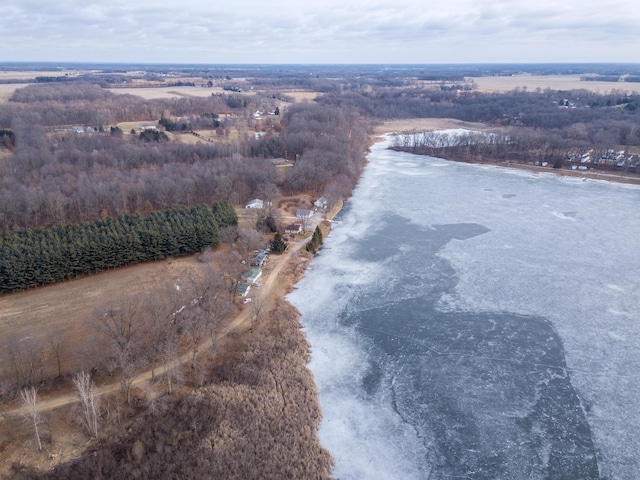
[288,136,640,480]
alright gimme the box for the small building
[241,268,262,284]
[314,196,327,209]
[296,209,312,220]
[245,199,264,209]
[284,223,302,235]
[251,253,268,267]
[236,284,251,297]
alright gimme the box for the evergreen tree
[212,200,238,227]
[271,232,287,254]
[306,226,324,254]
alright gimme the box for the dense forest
[0,204,228,293]
[0,83,368,231]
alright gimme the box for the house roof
[296,209,312,219]
[236,284,251,296]
[245,198,264,208]
[241,269,262,282]
[284,223,301,231]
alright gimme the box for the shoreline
[284,122,640,476]
[375,118,640,186]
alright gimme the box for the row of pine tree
[1,203,237,293]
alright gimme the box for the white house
[314,196,327,209]
[241,269,262,284]
[236,284,251,297]
[245,199,264,209]
[296,209,312,219]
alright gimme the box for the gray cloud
[0,0,638,63]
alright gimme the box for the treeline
[0,204,230,293]
[317,88,640,147]
[282,103,370,202]
[391,128,640,174]
[305,226,323,254]
[0,146,279,230]
[2,83,233,126]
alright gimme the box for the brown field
[115,120,159,132]
[180,129,242,144]
[0,256,206,384]
[373,117,492,136]
[0,83,28,102]
[469,74,640,94]
[0,71,74,81]
[107,85,255,100]
[286,91,321,102]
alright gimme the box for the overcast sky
[2,0,639,64]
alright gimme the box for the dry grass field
[373,117,493,136]
[0,71,72,81]
[0,84,27,102]
[470,74,640,94]
[3,73,639,105]
[0,255,207,384]
[286,91,320,102]
[106,85,231,100]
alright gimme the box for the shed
[236,284,251,297]
[241,268,262,284]
[284,223,302,235]
[296,209,312,219]
[245,199,264,209]
[251,253,268,267]
[314,197,327,209]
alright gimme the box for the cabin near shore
[284,223,302,235]
[245,198,264,209]
[236,283,251,297]
[296,208,312,219]
[241,268,262,285]
[314,196,327,210]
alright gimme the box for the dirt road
[6,235,311,417]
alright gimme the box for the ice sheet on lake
[289,137,640,480]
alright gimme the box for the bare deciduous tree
[187,267,234,354]
[73,372,100,438]
[141,286,184,382]
[250,295,267,326]
[20,387,43,451]
[91,296,144,404]
[8,333,45,388]
[162,328,181,395]
[47,329,67,379]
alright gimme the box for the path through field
[6,235,311,417]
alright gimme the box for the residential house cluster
[564,148,639,170]
[237,250,270,298]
